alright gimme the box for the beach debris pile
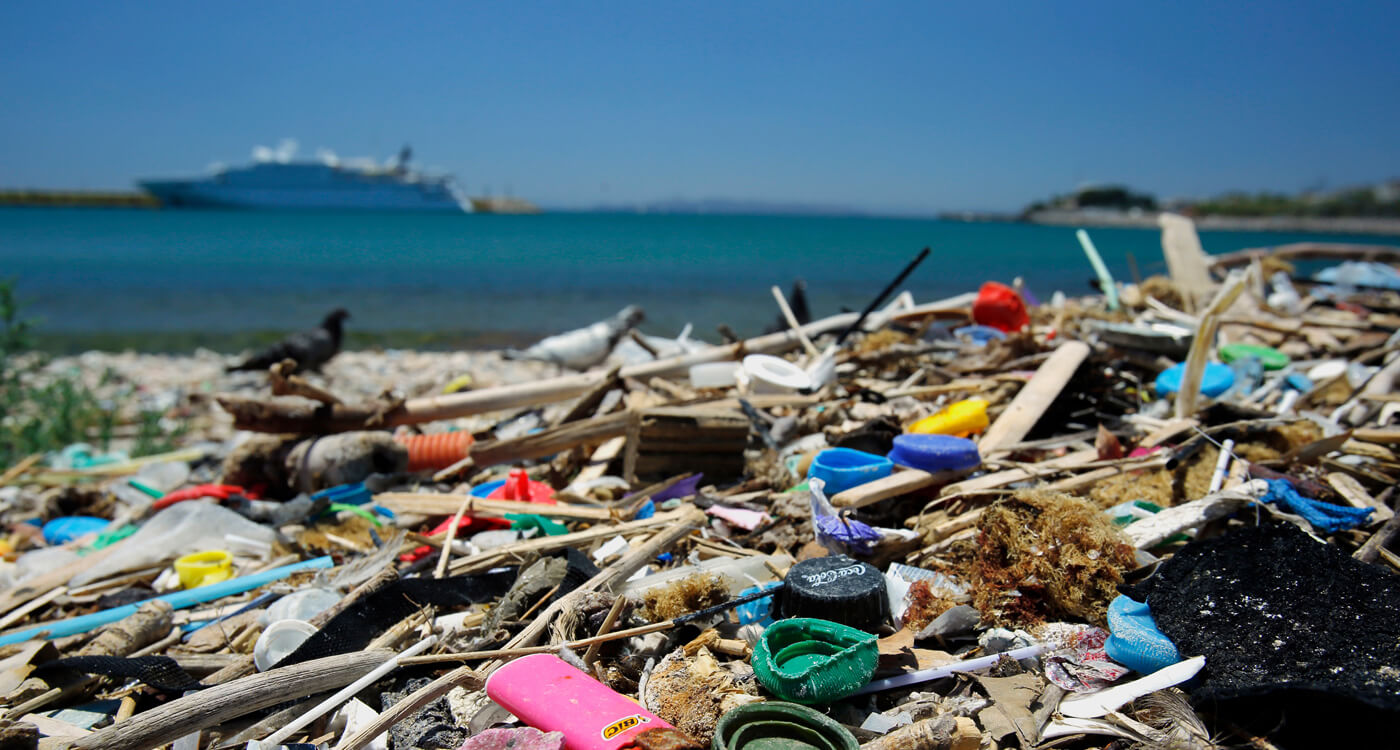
[2,216,1400,749]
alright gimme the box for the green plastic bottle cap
[1219,343,1290,371]
[712,701,859,750]
[752,618,877,705]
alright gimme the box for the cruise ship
[138,141,470,212]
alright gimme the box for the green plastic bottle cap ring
[752,618,877,705]
[712,701,859,750]
[1219,343,1290,371]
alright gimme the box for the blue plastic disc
[887,434,981,473]
[1154,361,1235,398]
[42,516,109,545]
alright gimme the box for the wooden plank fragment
[977,341,1091,455]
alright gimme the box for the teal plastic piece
[712,701,859,750]
[806,449,893,497]
[1105,595,1182,675]
[507,513,568,536]
[753,618,877,705]
[0,556,333,647]
[1154,361,1235,398]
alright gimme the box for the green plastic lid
[712,702,859,750]
[752,618,877,705]
[1219,343,1290,370]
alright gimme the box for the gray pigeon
[228,308,349,373]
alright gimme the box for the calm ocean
[0,207,1372,348]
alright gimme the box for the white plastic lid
[742,354,812,393]
[253,619,319,672]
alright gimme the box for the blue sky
[2,1,1397,213]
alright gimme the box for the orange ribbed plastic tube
[396,431,475,472]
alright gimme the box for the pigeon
[228,308,349,373]
[504,305,644,370]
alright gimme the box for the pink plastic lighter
[485,653,676,750]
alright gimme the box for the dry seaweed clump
[973,491,1136,627]
[636,573,729,622]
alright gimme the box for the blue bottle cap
[1154,362,1235,398]
[887,434,981,473]
[41,516,110,545]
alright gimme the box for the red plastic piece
[972,281,1029,333]
[487,469,556,504]
[151,484,255,511]
[398,515,511,563]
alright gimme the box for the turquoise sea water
[0,207,1383,347]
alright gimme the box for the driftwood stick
[377,493,616,521]
[470,411,632,467]
[553,365,622,427]
[1355,508,1400,564]
[978,341,1090,454]
[448,508,690,573]
[1209,242,1400,270]
[69,650,391,750]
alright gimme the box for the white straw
[254,635,438,748]
[1208,438,1234,493]
[854,643,1046,695]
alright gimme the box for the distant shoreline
[1015,209,1400,237]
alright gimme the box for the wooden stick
[1355,508,1400,564]
[1175,271,1248,418]
[0,453,41,486]
[771,285,820,358]
[831,468,963,509]
[582,593,629,665]
[939,449,1100,496]
[0,543,122,619]
[403,620,676,667]
[448,508,692,574]
[1327,472,1393,523]
[377,493,615,521]
[977,341,1091,455]
[434,494,473,579]
[69,651,392,750]
[553,365,622,427]
[470,411,631,467]
[0,586,65,632]
[1209,242,1400,271]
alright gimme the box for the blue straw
[0,556,333,647]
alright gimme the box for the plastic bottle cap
[805,449,893,497]
[887,434,981,473]
[742,355,812,394]
[777,555,889,632]
[907,398,989,437]
[752,618,878,704]
[712,701,859,750]
[174,550,233,589]
[1154,362,1235,398]
[253,619,319,672]
[41,516,109,545]
[1219,343,1289,371]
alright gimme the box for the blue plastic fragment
[1283,373,1313,392]
[1105,595,1182,675]
[952,325,1007,346]
[311,483,371,506]
[887,434,981,473]
[735,582,783,626]
[41,516,109,545]
[634,498,656,520]
[1259,478,1373,533]
[807,448,893,497]
[1154,361,1235,398]
[469,479,507,498]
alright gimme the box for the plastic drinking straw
[1076,230,1120,311]
[853,643,1046,695]
[0,556,333,647]
[253,635,438,748]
